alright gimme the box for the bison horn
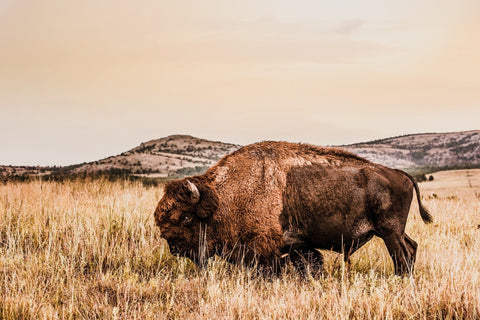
[186,180,200,204]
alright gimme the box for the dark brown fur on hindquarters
[153,141,432,277]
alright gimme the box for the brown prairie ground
[1,170,479,319]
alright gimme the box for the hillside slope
[70,135,241,178]
[343,130,480,170]
[2,130,479,179]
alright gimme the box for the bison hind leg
[381,232,418,276]
[403,234,418,272]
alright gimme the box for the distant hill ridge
[343,130,480,170]
[1,130,479,179]
[70,135,241,178]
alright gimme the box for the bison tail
[396,169,434,224]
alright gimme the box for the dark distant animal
[154,141,432,276]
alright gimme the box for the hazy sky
[1,0,479,165]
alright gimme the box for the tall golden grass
[1,172,479,319]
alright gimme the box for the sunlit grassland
[1,170,480,319]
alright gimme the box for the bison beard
[154,141,432,276]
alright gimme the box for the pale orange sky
[1,0,479,165]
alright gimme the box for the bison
[154,141,432,276]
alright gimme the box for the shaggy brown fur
[154,141,432,276]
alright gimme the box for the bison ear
[186,180,200,204]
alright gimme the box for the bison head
[154,178,218,263]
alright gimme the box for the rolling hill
[1,130,479,179]
[68,135,241,178]
[343,130,480,171]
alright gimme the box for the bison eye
[182,215,193,226]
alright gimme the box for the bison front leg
[292,248,324,276]
[281,246,324,277]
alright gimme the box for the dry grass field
[1,170,480,319]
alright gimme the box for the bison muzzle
[154,141,432,276]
